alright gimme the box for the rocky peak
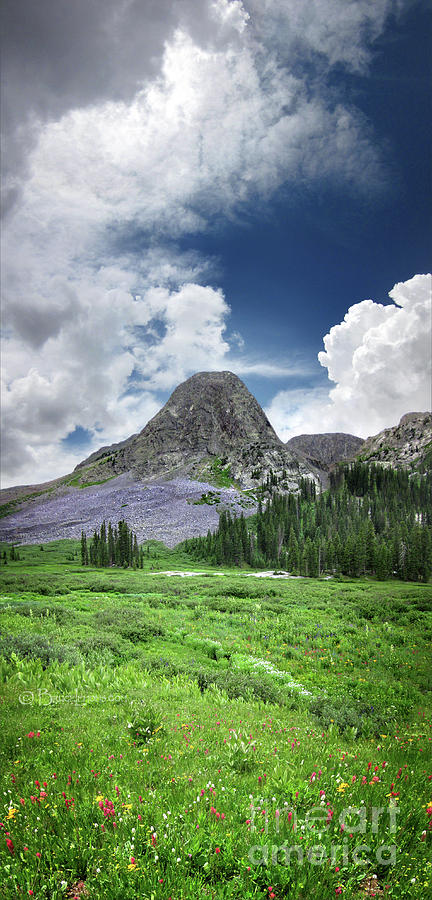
[136,370,281,457]
[285,432,364,472]
[75,371,319,488]
[357,411,432,470]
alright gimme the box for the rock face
[75,371,320,490]
[356,412,432,470]
[285,433,364,472]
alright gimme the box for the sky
[1,0,431,488]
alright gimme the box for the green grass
[195,456,238,489]
[65,474,117,489]
[0,541,431,898]
[0,488,57,520]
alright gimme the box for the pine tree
[80,531,89,566]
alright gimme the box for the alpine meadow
[1,1,431,899]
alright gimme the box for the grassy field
[0,541,431,899]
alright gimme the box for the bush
[94,608,165,642]
[0,600,74,624]
[77,633,134,660]
[0,633,81,667]
[193,667,285,705]
[308,695,393,738]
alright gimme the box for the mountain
[285,432,364,472]
[356,411,432,470]
[1,373,429,547]
[74,371,320,490]
[0,372,320,546]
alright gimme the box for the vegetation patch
[0,540,430,898]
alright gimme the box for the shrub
[0,600,74,623]
[308,695,393,738]
[0,633,81,667]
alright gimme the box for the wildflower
[6,837,14,855]
[215,846,221,854]
[337,783,349,794]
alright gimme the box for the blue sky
[1,0,431,486]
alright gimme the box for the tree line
[183,463,432,581]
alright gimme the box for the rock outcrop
[356,412,432,470]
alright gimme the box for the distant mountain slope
[357,412,432,470]
[285,432,364,472]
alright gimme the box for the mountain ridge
[286,432,364,473]
[0,372,430,547]
[357,411,432,470]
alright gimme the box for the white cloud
[1,0,409,485]
[246,0,408,72]
[266,274,432,441]
[1,281,230,485]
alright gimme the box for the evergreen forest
[184,462,432,580]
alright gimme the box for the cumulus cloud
[266,274,432,441]
[1,281,230,485]
[1,0,414,486]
